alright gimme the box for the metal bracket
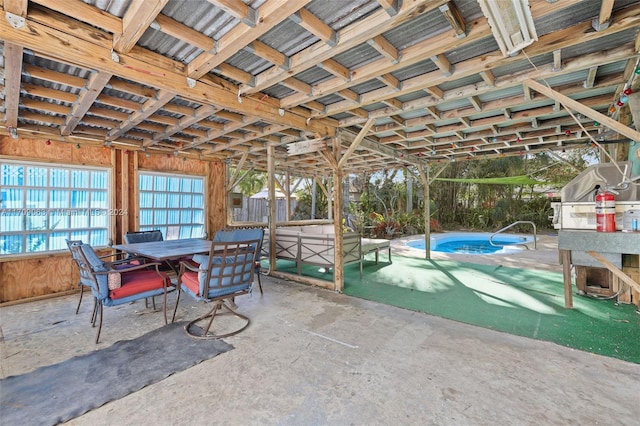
[186,77,196,88]
[5,12,26,29]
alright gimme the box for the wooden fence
[231,197,297,222]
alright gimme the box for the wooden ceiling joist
[61,71,112,136]
[113,0,168,54]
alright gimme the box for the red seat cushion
[181,271,201,297]
[109,270,169,299]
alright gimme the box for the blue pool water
[406,233,533,255]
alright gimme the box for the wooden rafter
[338,118,375,169]
[0,12,336,136]
[439,1,466,38]
[143,105,218,147]
[61,71,112,135]
[242,0,447,94]
[2,42,23,128]
[288,2,637,114]
[113,0,168,53]
[208,0,257,27]
[290,8,337,47]
[187,0,309,80]
[523,79,640,142]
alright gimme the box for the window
[139,172,205,239]
[0,161,111,255]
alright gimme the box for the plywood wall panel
[0,254,78,303]
[0,136,111,165]
[138,153,205,174]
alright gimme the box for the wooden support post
[416,164,430,259]
[561,249,573,309]
[267,145,277,273]
[332,136,344,293]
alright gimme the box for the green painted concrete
[273,255,640,363]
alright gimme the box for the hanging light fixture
[477,0,538,57]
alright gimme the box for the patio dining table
[112,238,212,265]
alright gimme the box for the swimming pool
[406,232,534,255]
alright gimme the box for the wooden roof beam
[479,70,495,86]
[553,49,562,72]
[439,1,466,38]
[243,0,446,94]
[144,105,218,147]
[113,0,167,54]
[469,96,483,111]
[290,7,337,46]
[376,73,401,91]
[188,0,310,79]
[524,79,640,142]
[2,42,23,128]
[22,84,78,104]
[376,0,401,16]
[431,54,452,76]
[153,13,216,52]
[367,35,399,64]
[246,40,290,70]
[593,0,614,31]
[424,86,444,100]
[318,59,350,81]
[107,90,175,140]
[208,0,258,27]
[292,3,637,115]
[30,0,122,33]
[215,63,255,86]
[584,66,598,88]
[61,71,113,135]
[282,77,312,95]
[23,64,86,89]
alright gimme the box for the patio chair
[66,239,135,316]
[68,242,171,344]
[213,228,265,294]
[171,238,260,339]
[66,239,94,315]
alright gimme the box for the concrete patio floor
[1,235,639,425]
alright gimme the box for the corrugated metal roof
[383,8,451,50]
[260,20,318,57]
[332,43,382,69]
[307,0,379,31]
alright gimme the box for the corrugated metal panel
[562,29,638,59]
[490,54,550,79]
[480,86,527,103]
[350,79,386,95]
[307,0,379,31]
[295,67,334,86]
[383,8,450,50]
[333,44,382,69]
[21,54,88,95]
[317,94,344,106]
[535,1,600,36]
[227,50,272,76]
[82,0,130,18]
[261,20,318,56]
[455,0,484,21]
[261,83,296,99]
[137,31,203,64]
[438,73,483,91]
[392,59,439,81]
[446,37,499,64]
[396,91,430,103]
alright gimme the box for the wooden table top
[112,238,212,261]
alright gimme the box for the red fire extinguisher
[595,189,616,232]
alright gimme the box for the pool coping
[390,232,562,273]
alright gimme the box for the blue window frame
[139,172,205,239]
[0,161,111,254]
